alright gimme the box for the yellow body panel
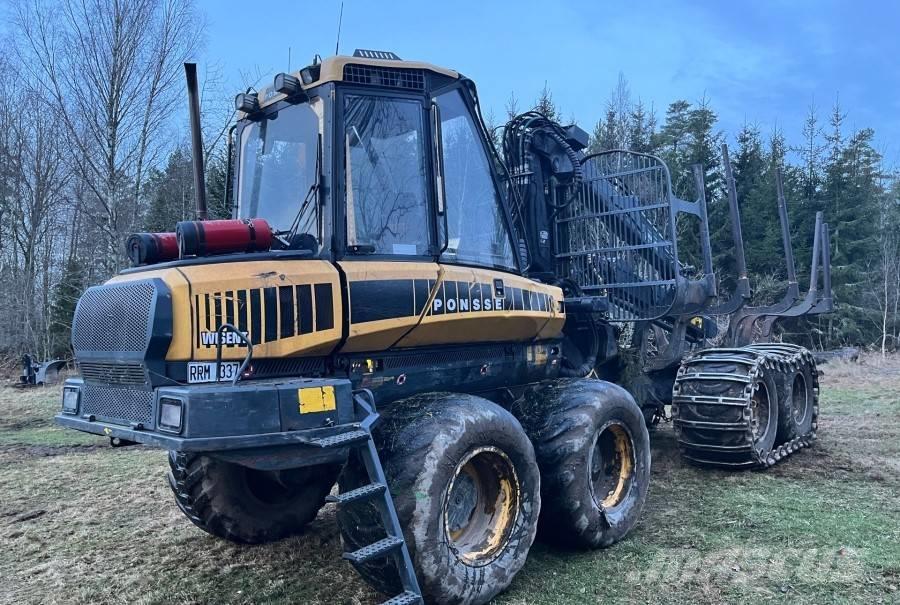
[340,260,565,353]
[397,264,564,347]
[339,261,441,353]
[111,260,342,361]
[109,267,194,359]
[109,258,564,361]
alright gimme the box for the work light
[158,397,184,433]
[274,72,304,97]
[234,92,259,114]
[62,386,80,415]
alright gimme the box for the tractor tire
[673,349,781,467]
[774,360,817,444]
[167,451,338,544]
[513,378,651,548]
[337,393,540,605]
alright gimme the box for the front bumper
[56,376,365,463]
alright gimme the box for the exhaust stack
[184,63,207,220]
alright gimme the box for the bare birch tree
[13,0,203,274]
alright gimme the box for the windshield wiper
[283,133,323,246]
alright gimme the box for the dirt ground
[0,356,898,604]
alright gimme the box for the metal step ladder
[310,392,423,605]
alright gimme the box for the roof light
[300,64,321,85]
[274,72,304,97]
[234,92,259,113]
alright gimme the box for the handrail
[214,322,254,386]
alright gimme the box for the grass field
[1,357,898,604]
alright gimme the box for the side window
[435,89,517,271]
[344,94,430,255]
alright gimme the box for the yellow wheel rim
[590,422,635,510]
[443,446,519,566]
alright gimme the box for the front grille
[72,281,156,353]
[343,64,425,90]
[81,384,154,427]
[79,362,147,386]
[252,357,326,379]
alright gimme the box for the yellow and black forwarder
[57,50,831,604]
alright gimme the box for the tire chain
[671,343,819,469]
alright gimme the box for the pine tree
[733,122,783,299]
[797,103,825,204]
[143,147,194,232]
[205,147,232,220]
[628,99,656,153]
[656,100,691,157]
[821,116,884,345]
[505,92,520,122]
[589,119,605,154]
[48,255,84,358]
[600,106,620,150]
[533,82,560,122]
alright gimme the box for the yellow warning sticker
[298,386,336,414]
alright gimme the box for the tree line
[1,0,897,362]
[511,74,899,354]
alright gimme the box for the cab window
[237,103,320,238]
[435,89,517,271]
[344,94,430,255]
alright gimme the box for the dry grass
[0,355,898,604]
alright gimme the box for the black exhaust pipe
[184,63,207,220]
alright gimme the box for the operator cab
[233,49,521,274]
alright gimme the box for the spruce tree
[48,255,84,358]
[143,147,194,232]
[533,82,561,122]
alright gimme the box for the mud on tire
[167,452,338,544]
[337,393,540,605]
[514,378,651,548]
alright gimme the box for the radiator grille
[81,384,154,427]
[72,281,156,353]
[343,64,425,90]
[251,357,326,379]
[79,362,147,385]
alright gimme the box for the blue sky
[201,0,898,165]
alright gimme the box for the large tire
[337,393,540,605]
[673,350,781,467]
[167,452,339,544]
[513,378,651,548]
[774,361,816,444]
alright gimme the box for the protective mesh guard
[343,64,425,90]
[72,281,156,353]
[81,384,154,427]
[555,151,679,321]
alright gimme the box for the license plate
[187,362,241,384]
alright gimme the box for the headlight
[62,387,80,414]
[158,397,184,433]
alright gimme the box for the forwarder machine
[57,51,832,604]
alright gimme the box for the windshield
[237,102,321,240]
